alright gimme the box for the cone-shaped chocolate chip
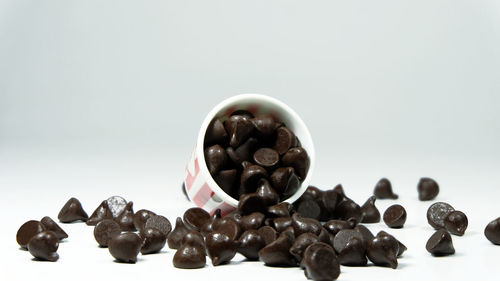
[200,209,222,236]
[17,220,45,249]
[334,198,362,222]
[58,197,88,223]
[205,144,227,176]
[206,232,240,266]
[140,227,167,254]
[94,219,121,247]
[367,235,399,269]
[444,210,468,236]
[253,148,280,169]
[274,126,296,155]
[427,202,455,229]
[333,229,364,254]
[204,118,228,146]
[361,196,381,223]
[332,184,346,200]
[318,228,331,245]
[289,233,320,261]
[373,178,398,199]
[383,204,407,228]
[251,114,277,138]
[295,199,321,220]
[485,217,500,245]
[183,207,210,231]
[238,193,267,215]
[225,114,254,148]
[238,229,266,260]
[426,229,455,256]
[213,169,237,196]
[281,147,309,180]
[106,196,128,218]
[239,212,265,232]
[376,231,406,257]
[133,209,156,232]
[227,137,258,166]
[145,215,171,237]
[339,237,367,266]
[27,231,59,262]
[212,217,241,241]
[173,232,206,269]
[292,213,322,236]
[256,178,279,206]
[240,164,268,194]
[108,232,142,263]
[273,216,293,232]
[418,177,439,201]
[324,220,352,236]
[321,189,339,218]
[267,202,291,218]
[116,201,136,231]
[86,200,113,226]
[258,232,297,267]
[300,242,335,269]
[354,225,375,249]
[300,185,323,201]
[258,226,278,245]
[303,242,340,281]
[167,217,190,249]
[40,216,68,240]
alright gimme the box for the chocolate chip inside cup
[204,110,310,202]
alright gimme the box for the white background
[1,0,499,280]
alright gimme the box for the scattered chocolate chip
[270,167,300,199]
[225,114,254,148]
[167,217,190,249]
[289,233,320,261]
[253,148,280,169]
[94,219,121,247]
[320,189,339,219]
[444,210,468,236]
[333,229,364,254]
[281,147,309,180]
[377,231,406,257]
[273,216,293,232]
[334,198,362,222]
[324,220,352,236]
[16,220,45,249]
[40,217,68,240]
[239,212,265,232]
[86,200,113,226]
[485,217,500,245]
[205,144,228,175]
[106,196,128,218]
[360,196,381,223]
[213,169,238,195]
[258,226,278,245]
[274,126,296,155]
[58,197,88,223]
[303,242,340,281]
[418,177,439,201]
[206,232,240,266]
[258,232,297,267]
[240,164,268,194]
[251,114,277,138]
[255,179,279,206]
[426,229,455,256]
[366,234,399,269]
[144,215,172,237]
[140,227,167,254]
[267,202,291,218]
[133,209,156,231]
[383,204,407,228]
[227,138,258,165]
[238,193,267,215]
[108,232,142,263]
[173,231,206,269]
[338,237,367,266]
[373,178,398,199]
[183,207,210,231]
[212,217,241,241]
[295,199,321,220]
[200,209,222,236]
[116,201,136,231]
[300,242,334,269]
[27,231,59,262]
[238,229,266,260]
[292,213,322,236]
[427,202,455,229]
[204,118,228,146]
[353,225,374,248]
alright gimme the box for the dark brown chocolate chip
[273,216,293,233]
[333,229,364,254]
[183,207,210,231]
[426,229,455,256]
[145,215,171,237]
[418,177,439,201]
[225,114,254,148]
[40,217,68,240]
[267,202,291,218]
[106,196,128,218]
[366,234,399,268]
[376,231,406,257]
[300,242,334,268]
[444,210,468,236]
[383,204,407,228]
[256,178,279,206]
[239,212,265,232]
[213,169,237,195]
[238,193,267,215]
[108,232,142,263]
[360,196,381,223]
[321,189,339,216]
[334,198,362,222]
[86,201,113,226]
[427,202,455,229]
[173,232,206,269]
[318,227,332,245]
[58,197,88,223]
[226,138,258,165]
[212,217,241,241]
[274,126,296,155]
[292,213,322,236]
[251,114,277,138]
[17,220,45,249]
[205,144,228,175]
[270,167,300,199]
[206,232,239,266]
[296,199,321,220]
[167,217,189,249]
[485,217,500,245]
[27,231,59,262]
[338,237,367,266]
[133,209,156,232]
[204,118,228,146]
[93,219,121,247]
[253,148,280,169]
[116,201,136,231]
[258,226,278,245]
[353,225,375,249]
[324,220,352,236]
[140,227,167,254]
[301,185,323,201]
[281,147,309,180]
[258,232,297,267]
[289,233,320,261]
[373,178,398,199]
[182,231,206,250]
[238,229,266,260]
[200,209,222,236]
[240,164,268,193]
[303,242,340,281]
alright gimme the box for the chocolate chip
[225,114,254,148]
[418,177,439,201]
[173,231,206,269]
[238,193,267,215]
[318,227,332,245]
[116,201,136,231]
[40,216,68,240]
[94,219,121,247]
[324,220,352,236]
[144,215,172,237]
[377,231,406,257]
[16,220,45,249]
[133,209,156,232]
[485,217,500,245]
[267,202,291,218]
[226,138,258,165]
[301,185,323,201]
[108,232,142,263]
[321,189,339,218]
[274,126,296,155]
[204,144,228,175]
[213,217,241,241]
[86,200,113,226]
[366,234,399,268]
[106,196,128,218]
[273,216,293,233]
[239,212,265,232]
[200,209,222,236]
[383,204,407,228]
[292,213,322,236]
[183,207,210,231]
[253,148,280,169]
[303,242,340,281]
[167,217,190,250]
[281,147,309,180]
[204,118,228,146]
[255,178,279,206]
[338,237,367,266]
[240,164,268,194]
[58,197,88,223]
[206,232,240,266]
[251,114,278,137]
[27,231,59,262]
[258,226,278,245]
[238,229,266,260]
[258,232,297,267]
[295,199,321,220]
[213,169,238,195]
[426,229,455,256]
[360,196,381,223]
[334,198,362,222]
[231,109,254,119]
[444,210,468,236]
[289,233,320,261]
[427,202,455,229]
[353,225,375,249]
[140,228,167,254]
[373,178,398,199]
[333,229,364,254]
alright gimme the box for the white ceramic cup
[183,94,315,216]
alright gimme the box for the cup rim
[196,93,315,208]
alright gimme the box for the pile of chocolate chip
[204,110,309,200]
